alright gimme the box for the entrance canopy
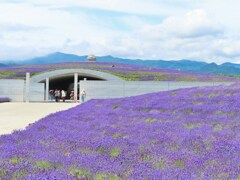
[27,68,123,102]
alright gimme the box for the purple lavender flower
[0,62,238,82]
[0,83,240,179]
[0,97,10,103]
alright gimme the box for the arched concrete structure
[28,69,123,102]
[30,69,123,83]
[0,67,234,102]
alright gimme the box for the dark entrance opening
[40,75,104,100]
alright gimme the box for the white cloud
[163,10,223,38]
[0,2,121,59]
[212,39,240,59]
[3,0,186,16]
[121,9,240,63]
[139,10,223,40]
[0,1,240,64]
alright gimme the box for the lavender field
[0,62,238,82]
[0,84,240,179]
[0,98,10,103]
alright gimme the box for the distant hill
[0,63,7,67]
[221,62,240,69]
[20,52,87,65]
[198,63,240,75]
[98,56,240,76]
[2,52,240,76]
[97,56,208,72]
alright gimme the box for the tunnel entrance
[29,68,123,102]
[40,75,104,100]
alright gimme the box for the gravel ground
[0,102,78,135]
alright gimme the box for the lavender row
[0,62,238,82]
[0,97,10,103]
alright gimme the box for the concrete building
[87,54,96,62]
[0,68,233,102]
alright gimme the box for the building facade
[0,68,233,102]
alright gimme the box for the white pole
[46,77,49,102]
[25,72,30,102]
[74,73,78,102]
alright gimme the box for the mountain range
[0,63,8,67]
[1,52,240,76]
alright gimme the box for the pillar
[74,73,78,102]
[79,80,82,90]
[45,77,49,101]
[25,72,30,102]
[79,80,81,100]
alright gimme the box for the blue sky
[0,0,240,64]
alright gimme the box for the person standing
[61,90,66,102]
[70,91,74,101]
[49,90,54,101]
[80,89,86,103]
[54,89,60,102]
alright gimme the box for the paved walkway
[0,102,78,135]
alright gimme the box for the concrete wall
[0,79,44,102]
[0,79,25,102]
[79,81,234,100]
[29,83,45,102]
[0,78,234,102]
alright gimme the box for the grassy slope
[0,62,239,82]
[0,84,239,179]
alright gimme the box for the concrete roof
[30,69,123,83]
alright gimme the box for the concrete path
[0,102,78,136]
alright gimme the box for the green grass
[113,105,119,109]
[69,168,92,179]
[112,132,121,138]
[11,169,27,180]
[215,111,223,115]
[110,148,121,157]
[184,123,202,130]
[213,124,223,132]
[184,109,194,114]
[95,173,119,180]
[34,160,53,171]
[10,157,22,165]
[98,147,106,154]
[143,118,157,123]
[173,160,185,168]
[0,169,6,179]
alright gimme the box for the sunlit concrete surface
[0,102,78,135]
